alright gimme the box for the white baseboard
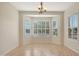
[65,44,79,54]
[0,46,18,56]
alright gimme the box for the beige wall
[64,3,79,53]
[19,13,24,46]
[19,11,64,46]
[0,3,19,55]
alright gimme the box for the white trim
[0,46,17,56]
[65,44,79,54]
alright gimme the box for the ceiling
[10,2,75,11]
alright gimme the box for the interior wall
[0,3,19,55]
[64,2,79,53]
[19,11,64,46]
[19,13,24,47]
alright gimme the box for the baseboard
[0,46,18,56]
[65,45,79,54]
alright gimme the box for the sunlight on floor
[6,44,79,56]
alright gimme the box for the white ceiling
[10,2,75,11]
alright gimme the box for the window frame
[68,13,79,40]
[32,20,50,36]
[24,19,31,36]
[52,18,58,37]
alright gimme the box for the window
[68,13,78,39]
[33,20,49,35]
[52,18,58,37]
[24,20,31,36]
[24,17,60,37]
